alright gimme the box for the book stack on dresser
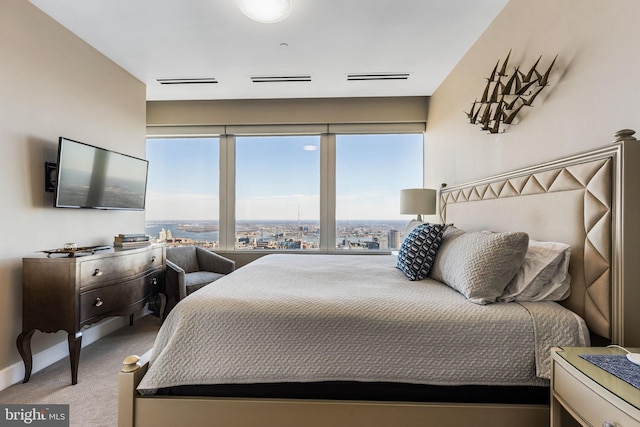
[114,233,150,248]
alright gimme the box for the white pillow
[499,240,571,302]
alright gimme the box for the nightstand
[551,347,640,427]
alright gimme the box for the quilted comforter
[138,254,589,394]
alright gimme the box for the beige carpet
[0,315,160,427]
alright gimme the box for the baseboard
[0,316,131,391]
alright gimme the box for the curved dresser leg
[16,329,36,383]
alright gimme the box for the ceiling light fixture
[237,0,292,24]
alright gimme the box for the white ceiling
[29,0,509,101]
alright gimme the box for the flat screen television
[54,137,149,210]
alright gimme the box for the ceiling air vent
[251,75,312,83]
[157,78,218,85]
[347,73,410,81]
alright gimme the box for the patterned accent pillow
[396,223,446,281]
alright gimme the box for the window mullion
[321,133,336,252]
[219,135,235,250]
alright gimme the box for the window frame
[146,123,425,253]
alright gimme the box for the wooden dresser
[17,244,165,385]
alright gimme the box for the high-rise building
[388,229,401,250]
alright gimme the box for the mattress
[138,254,589,395]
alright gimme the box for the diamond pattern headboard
[441,153,613,340]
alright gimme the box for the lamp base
[405,219,424,237]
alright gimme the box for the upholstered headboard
[440,133,640,346]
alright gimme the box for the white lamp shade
[400,188,437,216]
[237,0,292,23]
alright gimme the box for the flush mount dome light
[237,0,292,23]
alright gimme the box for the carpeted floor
[0,315,160,426]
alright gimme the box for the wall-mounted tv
[54,137,148,210]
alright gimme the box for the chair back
[166,246,200,273]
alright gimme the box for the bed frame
[118,130,640,427]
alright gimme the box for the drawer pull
[93,269,103,277]
[151,256,157,263]
[94,298,103,307]
[603,423,616,427]
[151,277,158,285]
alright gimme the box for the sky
[145,134,423,221]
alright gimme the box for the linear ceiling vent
[157,78,218,85]
[251,75,312,83]
[347,73,410,81]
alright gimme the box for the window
[145,137,220,248]
[145,128,424,253]
[235,135,321,250]
[335,134,423,250]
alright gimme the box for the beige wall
[425,0,640,188]
[0,0,146,383]
[147,97,429,126]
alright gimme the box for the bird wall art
[465,51,557,134]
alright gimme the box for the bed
[118,131,640,427]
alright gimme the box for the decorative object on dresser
[114,233,150,248]
[40,244,111,258]
[465,50,557,134]
[17,244,165,385]
[551,347,640,427]
[164,246,235,317]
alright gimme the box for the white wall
[425,0,640,188]
[0,0,146,387]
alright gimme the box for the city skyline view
[146,218,411,251]
[145,133,424,222]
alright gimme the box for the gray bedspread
[138,254,589,394]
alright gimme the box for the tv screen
[54,137,148,210]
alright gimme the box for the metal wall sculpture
[465,51,557,134]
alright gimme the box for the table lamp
[400,188,437,222]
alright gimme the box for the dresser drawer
[79,271,160,324]
[79,246,163,288]
[553,360,640,426]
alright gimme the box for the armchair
[164,246,235,317]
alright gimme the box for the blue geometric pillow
[396,223,446,281]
